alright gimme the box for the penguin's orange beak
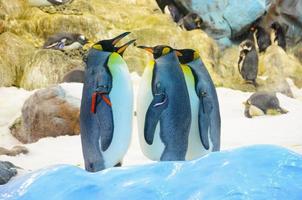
[175,50,183,56]
[111,32,131,46]
[137,46,154,54]
[116,39,136,55]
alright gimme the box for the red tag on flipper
[90,92,112,114]
[101,95,112,107]
[91,92,97,113]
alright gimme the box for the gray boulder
[10,85,80,144]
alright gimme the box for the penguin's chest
[63,42,83,50]
[101,53,133,168]
[181,65,212,160]
[137,62,166,160]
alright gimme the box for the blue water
[1,145,302,200]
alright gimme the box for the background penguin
[178,12,203,31]
[43,33,88,51]
[270,22,287,51]
[176,49,221,159]
[61,68,84,83]
[156,0,188,23]
[238,40,259,87]
[28,0,73,7]
[136,45,191,161]
[244,91,288,118]
[250,24,271,53]
[80,32,135,172]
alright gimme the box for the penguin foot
[114,162,122,167]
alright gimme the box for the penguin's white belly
[137,62,165,161]
[63,42,83,51]
[102,53,133,168]
[28,0,52,6]
[182,65,212,160]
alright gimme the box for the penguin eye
[93,44,103,51]
[162,47,171,55]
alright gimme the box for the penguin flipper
[95,94,114,152]
[144,92,168,145]
[198,91,212,150]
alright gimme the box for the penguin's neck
[155,52,179,70]
[187,59,205,77]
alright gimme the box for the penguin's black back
[273,23,287,50]
[256,27,271,53]
[241,48,258,81]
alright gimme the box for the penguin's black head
[250,24,260,32]
[270,22,281,31]
[75,34,89,45]
[175,49,200,64]
[92,32,131,53]
[137,45,181,59]
[239,40,255,52]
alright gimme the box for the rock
[258,45,300,97]
[62,68,85,83]
[0,146,29,156]
[10,85,80,144]
[217,44,302,95]
[0,32,35,87]
[0,161,17,185]
[20,49,84,90]
[1,145,302,199]
[257,0,302,46]
[189,0,266,39]
[0,0,27,20]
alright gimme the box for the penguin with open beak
[80,32,135,172]
[176,49,221,159]
[136,45,191,161]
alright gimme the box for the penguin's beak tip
[136,46,154,54]
[112,32,132,45]
[175,50,183,56]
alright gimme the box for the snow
[0,73,302,173]
[1,145,302,199]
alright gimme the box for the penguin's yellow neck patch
[193,51,200,60]
[93,44,103,51]
[162,47,171,55]
[147,61,155,69]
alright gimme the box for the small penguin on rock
[43,33,88,51]
[238,40,259,87]
[28,0,73,7]
[178,12,203,31]
[244,91,288,118]
[270,22,287,51]
[250,24,271,53]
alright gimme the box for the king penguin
[176,49,221,159]
[80,32,135,172]
[136,45,191,161]
[28,0,73,7]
